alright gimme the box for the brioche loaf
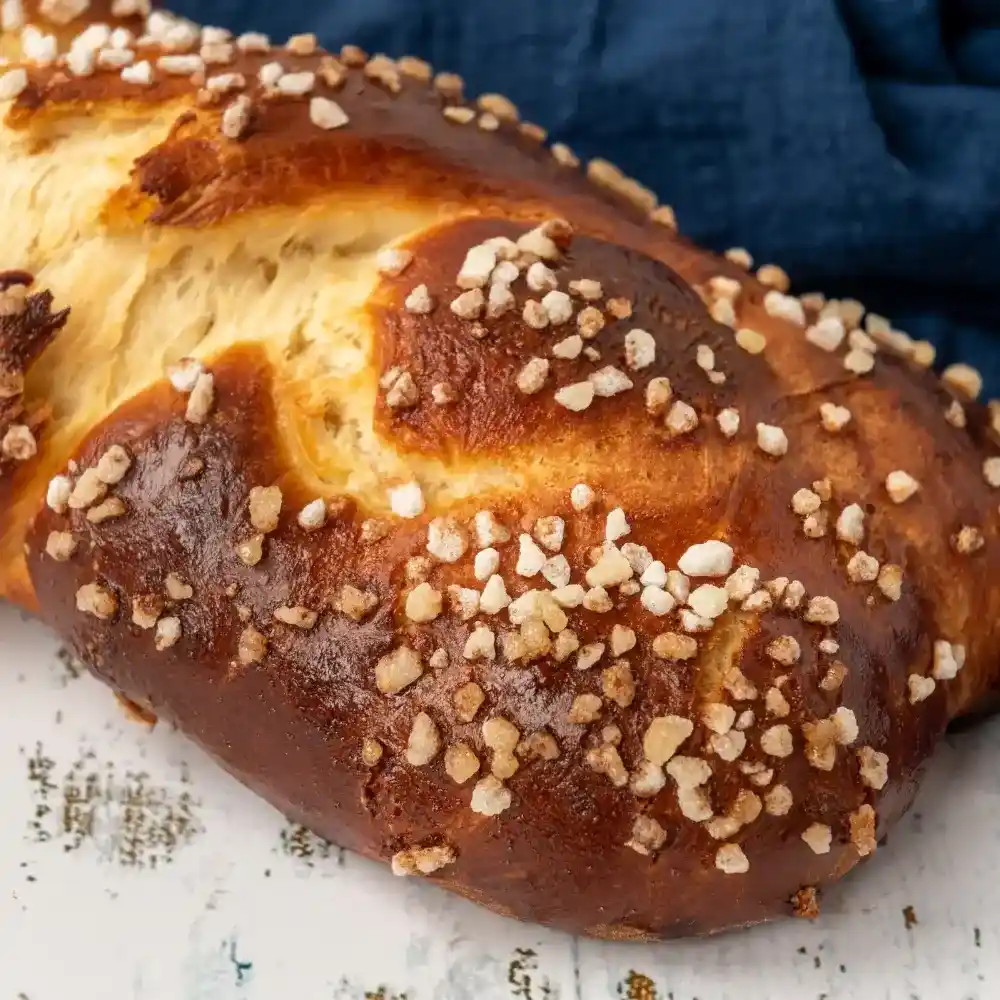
[3,0,1000,940]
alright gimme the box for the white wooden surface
[1,601,997,1000]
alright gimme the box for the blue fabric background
[171,0,1000,395]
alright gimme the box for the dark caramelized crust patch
[371,217,751,459]
[0,271,69,479]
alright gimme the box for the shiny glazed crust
[3,0,1000,940]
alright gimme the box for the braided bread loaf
[3,0,999,939]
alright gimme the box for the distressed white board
[1,601,997,1000]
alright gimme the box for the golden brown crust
[4,3,1000,940]
[2,20,676,236]
[0,1,146,61]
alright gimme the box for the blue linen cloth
[171,0,1000,396]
